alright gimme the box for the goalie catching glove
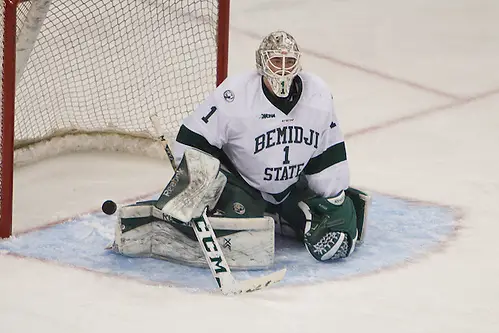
[298,191,358,261]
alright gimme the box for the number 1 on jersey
[283,146,290,165]
[202,106,217,123]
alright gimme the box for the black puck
[102,200,117,215]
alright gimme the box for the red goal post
[0,0,230,238]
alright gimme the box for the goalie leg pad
[112,202,275,270]
[156,148,227,223]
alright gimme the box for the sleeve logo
[223,90,235,102]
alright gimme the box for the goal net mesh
[0,0,227,236]
[13,0,220,149]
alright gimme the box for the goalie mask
[256,31,302,97]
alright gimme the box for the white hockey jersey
[173,70,350,204]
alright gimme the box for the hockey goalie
[111,30,370,269]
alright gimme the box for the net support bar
[0,0,18,238]
[216,0,229,86]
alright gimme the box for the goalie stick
[149,115,286,295]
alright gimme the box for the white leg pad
[113,204,275,270]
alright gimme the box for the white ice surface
[2,0,499,332]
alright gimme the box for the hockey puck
[102,200,117,215]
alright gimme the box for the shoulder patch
[223,90,235,102]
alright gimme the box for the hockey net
[0,0,230,237]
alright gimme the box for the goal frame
[0,0,230,238]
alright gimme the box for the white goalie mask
[256,31,302,97]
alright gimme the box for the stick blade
[221,268,287,295]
